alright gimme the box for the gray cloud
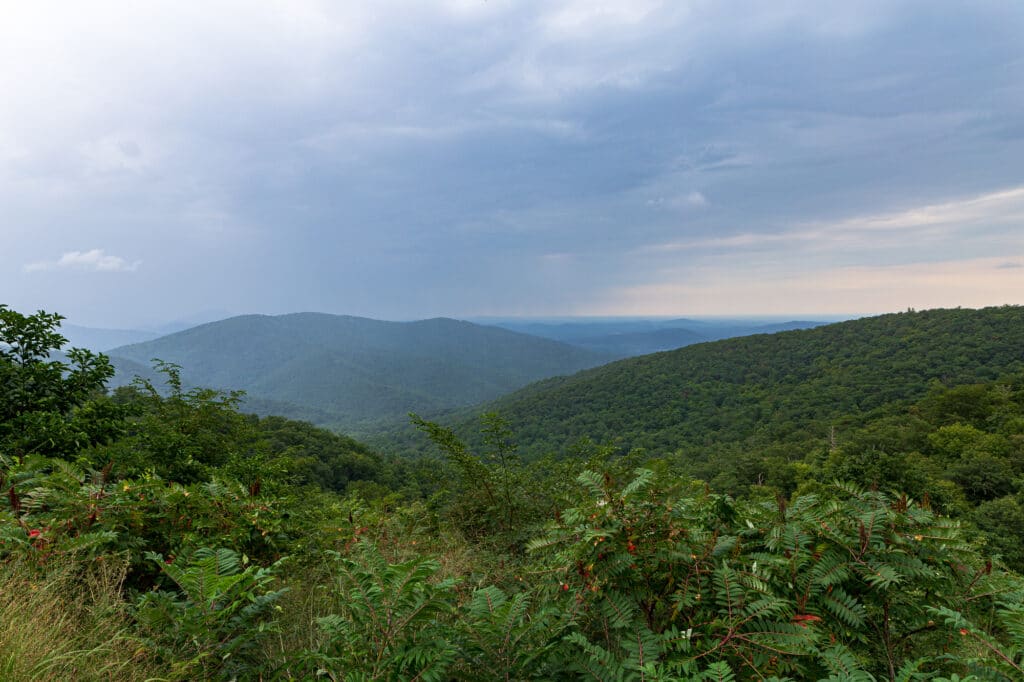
[2,1,1023,325]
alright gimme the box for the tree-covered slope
[480,306,1024,458]
[107,312,613,427]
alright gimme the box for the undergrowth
[0,555,164,681]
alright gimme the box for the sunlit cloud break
[24,249,141,273]
[640,185,1024,256]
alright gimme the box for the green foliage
[103,362,263,484]
[6,304,1024,680]
[135,547,287,680]
[823,374,1024,570]
[970,495,1024,568]
[0,450,293,588]
[529,468,1021,680]
[307,541,459,681]
[930,595,1024,680]
[0,305,118,459]
[456,584,567,680]
[257,414,390,494]
[412,412,544,549]
[477,306,1024,470]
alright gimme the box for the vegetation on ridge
[474,306,1024,460]
[3,304,1024,680]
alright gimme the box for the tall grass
[0,555,166,682]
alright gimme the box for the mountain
[570,327,708,356]
[570,320,826,356]
[142,309,237,336]
[61,324,160,352]
[106,313,614,429]
[485,317,827,357]
[484,319,681,343]
[461,307,1024,461]
[676,319,829,341]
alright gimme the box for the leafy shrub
[0,305,119,460]
[134,547,287,680]
[455,584,566,680]
[306,540,458,681]
[530,469,1024,680]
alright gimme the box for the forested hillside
[4,304,1024,681]
[106,312,613,430]
[477,307,1024,462]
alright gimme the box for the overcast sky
[2,1,1023,328]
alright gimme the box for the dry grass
[0,555,167,682]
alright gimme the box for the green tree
[0,305,117,460]
[104,362,264,484]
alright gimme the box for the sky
[2,0,1023,328]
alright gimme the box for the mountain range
[96,312,833,432]
[485,317,827,356]
[105,313,613,429]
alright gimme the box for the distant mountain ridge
[487,318,827,357]
[107,312,615,429]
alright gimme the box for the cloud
[24,249,141,273]
[644,190,709,210]
[2,1,1023,324]
[541,252,574,263]
[683,191,708,208]
[603,184,1024,316]
[814,186,1024,235]
[642,185,1024,256]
